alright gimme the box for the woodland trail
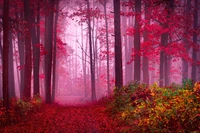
[1,102,119,133]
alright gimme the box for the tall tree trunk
[81,24,87,97]
[2,0,9,110]
[44,0,54,104]
[0,33,3,98]
[16,12,25,98]
[31,8,40,96]
[127,16,133,83]
[8,33,15,98]
[52,0,59,103]
[191,0,198,83]
[143,1,149,85]
[134,0,141,81]
[122,0,128,84]
[160,0,174,87]
[114,0,123,88]
[182,0,191,81]
[23,0,32,100]
[103,0,110,95]
[87,0,96,101]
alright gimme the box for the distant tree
[3,0,10,110]
[114,0,123,88]
[101,0,110,95]
[87,0,96,101]
[8,33,15,98]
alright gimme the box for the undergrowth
[0,95,42,127]
[107,80,200,132]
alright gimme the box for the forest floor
[0,101,120,133]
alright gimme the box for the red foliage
[0,103,119,133]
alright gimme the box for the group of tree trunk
[2,0,60,110]
[114,0,199,87]
[1,0,199,110]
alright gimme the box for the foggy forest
[0,0,200,132]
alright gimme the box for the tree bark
[143,1,149,85]
[3,0,9,110]
[103,0,110,95]
[191,0,198,83]
[182,0,191,80]
[114,0,123,88]
[52,0,59,103]
[134,0,141,82]
[23,0,32,100]
[44,0,54,104]
[159,0,174,87]
[16,12,25,98]
[87,0,96,101]
[8,33,15,98]
[31,5,40,96]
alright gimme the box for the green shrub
[0,95,42,127]
[108,81,200,132]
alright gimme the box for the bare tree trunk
[23,0,32,100]
[142,2,149,85]
[114,0,123,88]
[122,0,128,84]
[3,0,9,110]
[8,33,16,98]
[87,0,96,101]
[191,0,198,83]
[160,0,174,87]
[103,0,110,95]
[44,0,54,104]
[127,17,133,83]
[182,0,191,80]
[16,12,25,98]
[0,36,2,98]
[52,0,59,103]
[31,7,40,96]
[133,0,141,82]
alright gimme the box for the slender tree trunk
[87,0,96,101]
[52,0,59,102]
[81,24,87,97]
[44,0,54,104]
[103,1,110,95]
[192,0,198,83]
[160,0,174,87]
[114,0,123,88]
[127,17,133,82]
[160,33,168,87]
[3,0,9,110]
[8,33,15,98]
[31,8,40,96]
[23,0,32,100]
[122,0,128,84]
[182,0,191,80]
[143,2,150,85]
[16,12,25,98]
[0,33,3,98]
[134,0,141,81]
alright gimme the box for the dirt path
[1,103,119,133]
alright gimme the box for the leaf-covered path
[1,102,119,133]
